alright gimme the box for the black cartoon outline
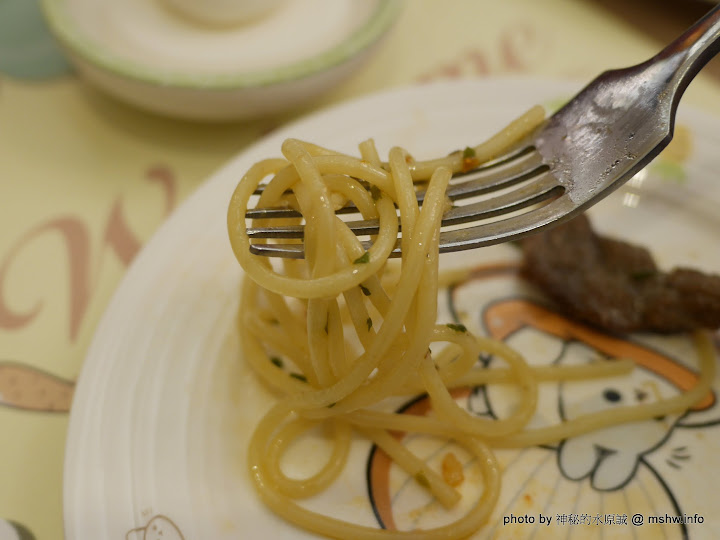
[125,514,185,540]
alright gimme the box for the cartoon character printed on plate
[367,263,720,539]
[125,515,184,540]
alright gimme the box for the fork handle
[654,4,720,103]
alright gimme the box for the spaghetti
[227,106,715,539]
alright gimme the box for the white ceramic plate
[64,78,720,539]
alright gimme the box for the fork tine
[436,195,578,253]
[245,146,543,220]
[246,172,563,240]
[443,159,547,201]
[440,173,563,225]
[248,195,577,259]
[440,147,545,201]
[249,243,314,259]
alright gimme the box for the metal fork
[247,5,720,258]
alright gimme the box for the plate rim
[63,76,720,539]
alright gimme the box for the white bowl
[41,0,401,121]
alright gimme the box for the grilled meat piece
[521,214,720,333]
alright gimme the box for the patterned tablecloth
[1,0,719,538]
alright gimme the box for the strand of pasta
[419,348,537,437]
[406,105,545,179]
[249,403,502,540]
[357,426,462,509]
[240,278,311,395]
[310,170,446,416]
[493,331,715,448]
[282,167,452,412]
[228,156,399,299]
[451,358,635,386]
[341,332,713,444]
[264,417,352,498]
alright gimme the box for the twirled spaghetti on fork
[226,107,714,539]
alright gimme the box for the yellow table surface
[1,0,719,538]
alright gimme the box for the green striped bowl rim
[41,0,401,89]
